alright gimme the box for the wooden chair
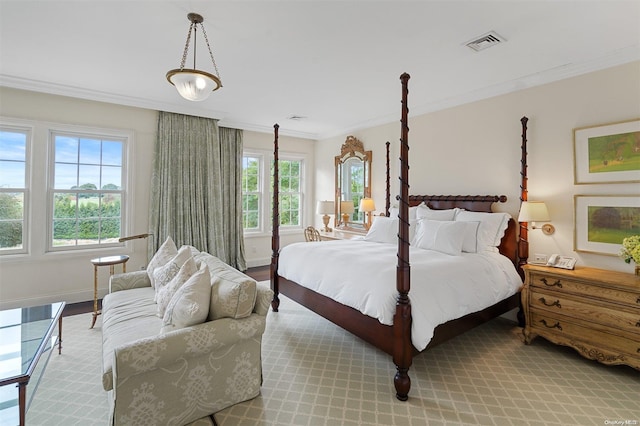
[304,226,321,242]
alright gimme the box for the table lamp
[340,201,355,226]
[359,198,376,230]
[316,200,335,232]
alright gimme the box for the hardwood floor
[63,265,271,316]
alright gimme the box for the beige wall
[0,88,313,308]
[1,61,638,308]
[315,61,640,274]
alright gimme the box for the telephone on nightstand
[546,254,577,270]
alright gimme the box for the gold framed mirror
[335,136,372,231]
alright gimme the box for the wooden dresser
[522,264,640,370]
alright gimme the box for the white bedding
[277,239,522,351]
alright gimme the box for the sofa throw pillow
[156,256,198,318]
[152,245,193,302]
[209,275,257,320]
[412,219,467,256]
[146,236,178,288]
[161,264,211,333]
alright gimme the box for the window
[242,152,305,234]
[0,126,30,254]
[242,155,261,230]
[50,131,126,250]
[272,159,302,227]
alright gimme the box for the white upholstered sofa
[101,238,272,425]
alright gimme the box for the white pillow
[412,219,467,256]
[156,256,198,318]
[389,202,424,221]
[152,245,193,301]
[415,205,459,221]
[147,236,178,288]
[455,211,511,252]
[364,217,417,244]
[460,221,481,253]
[364,216,397,244]
[161,264,211,333]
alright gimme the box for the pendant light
[166,13,222,101]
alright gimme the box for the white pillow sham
[412,219,467,256]
[389,202,424,221]
[460,221,480,253]
[415,205,459,221]
[455,211,511,252]
[365,216,417,244]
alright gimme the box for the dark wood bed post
[517,116,529,278]
[271,123,281,312]
[385,141,391,216]
[393,72,412,401]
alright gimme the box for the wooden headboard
[406,194,518,269]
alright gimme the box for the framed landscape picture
[574,195,640,255]
[573,118,640,184]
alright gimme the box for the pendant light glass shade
[166,69,221,102]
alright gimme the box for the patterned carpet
[26,292,640,425]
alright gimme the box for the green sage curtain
[149,111,246,270]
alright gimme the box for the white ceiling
[1,1,639,140]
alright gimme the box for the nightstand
[522,264,640,370]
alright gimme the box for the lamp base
[322,214,332,233]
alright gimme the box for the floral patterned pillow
[161,264,211,333]
[146,236,178,288]
[155,256,198,318]
[152,245,192,301]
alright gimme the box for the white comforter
[277,240,522,351]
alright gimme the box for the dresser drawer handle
[539,319,562,330]
[539,297,561,308]
[540,278,562,288]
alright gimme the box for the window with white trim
[0,126,30,254]
[242,151,305,234]
[272,158,302,228]
[242,155,261,231]
[49,131,127,250]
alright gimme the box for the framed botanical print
[574,195,640,255]
[573,118,640,184]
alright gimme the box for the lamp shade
[340,200,355,214]
[518,201,551,222]
[358,198,376,212]
[316,200,335,215]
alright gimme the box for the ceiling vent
[464,31,506,52]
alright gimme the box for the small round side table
[90,255,129,329]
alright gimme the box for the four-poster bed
[270,73,528,401]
